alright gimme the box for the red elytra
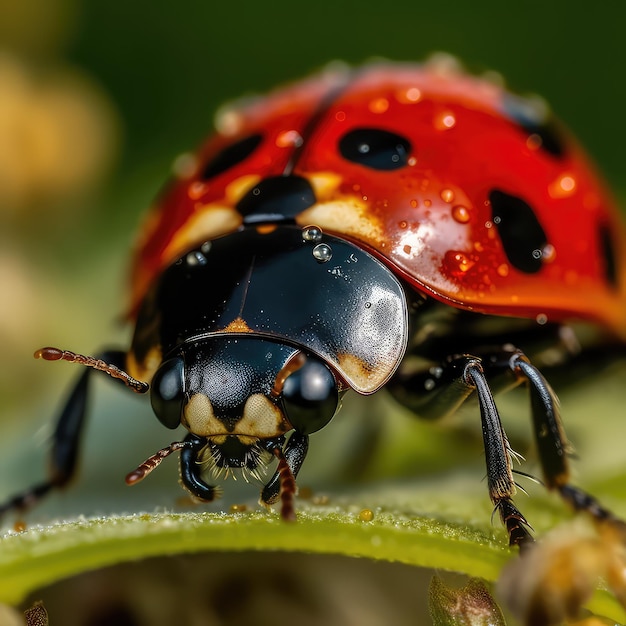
[130,61,626,337]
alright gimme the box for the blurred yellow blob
[0,53,119,214]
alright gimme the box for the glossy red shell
[131,61,626,336]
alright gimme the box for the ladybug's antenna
[125,441,188,485]
[273,447,297,522]
[34,347,149,393]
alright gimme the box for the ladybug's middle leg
[507,354,625,534]
[388,353,534,548]
[389,345,625,546]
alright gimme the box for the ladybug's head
[149,335,341,472]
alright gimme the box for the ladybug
[2,59,626,545]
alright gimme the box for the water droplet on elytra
[444,250,475,276]
[312,243,332,263]
[451,205,470,224]
[542,243,556,262]
[440,189,455,203]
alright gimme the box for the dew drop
[229,503,248,513]
[451,205,470,223]
[497,263,509,277]
[302,225,323,242]
[359,508,375,522]
[188,181,206,200]
[424,199,432,208]
[440,188,455,203]
[398,220,408,229]
[548,173,577,198]
[276,129,303,148]
[542,243,556,262]
[186,251,207,266]
[405,87,421,102]
[369,97,389,114]
[444,250,475,275]
[312,243,333,263]
[435,111,456,130]
[335,110,346,122]
[536,313,548,325]
[410,198,418,208]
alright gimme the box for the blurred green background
[1,0,626,519]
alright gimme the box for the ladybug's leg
[389,353,533,547]
[260,431,309,505]
[457,356,534,547]
[179,434,220,502]
[390,354,533,546]
[391,345,625,544]
[507,352,623,529]
[0,349,130,518]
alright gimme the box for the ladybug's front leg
[0,349,134,519]
[179,434,220,502]
[260,431,309,505]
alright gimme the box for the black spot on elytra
[201,133,263,179]
[599,223,619,288]
[490,189,548,274]
[502,94,565,158]
[339,128,411,170]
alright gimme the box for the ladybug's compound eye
[339,128,411,170]
[201,133,263,179]
[150,357,185,429]
[281,356,338,434]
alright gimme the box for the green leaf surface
[1,502,625,623]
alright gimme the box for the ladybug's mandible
[3,59,626,546]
